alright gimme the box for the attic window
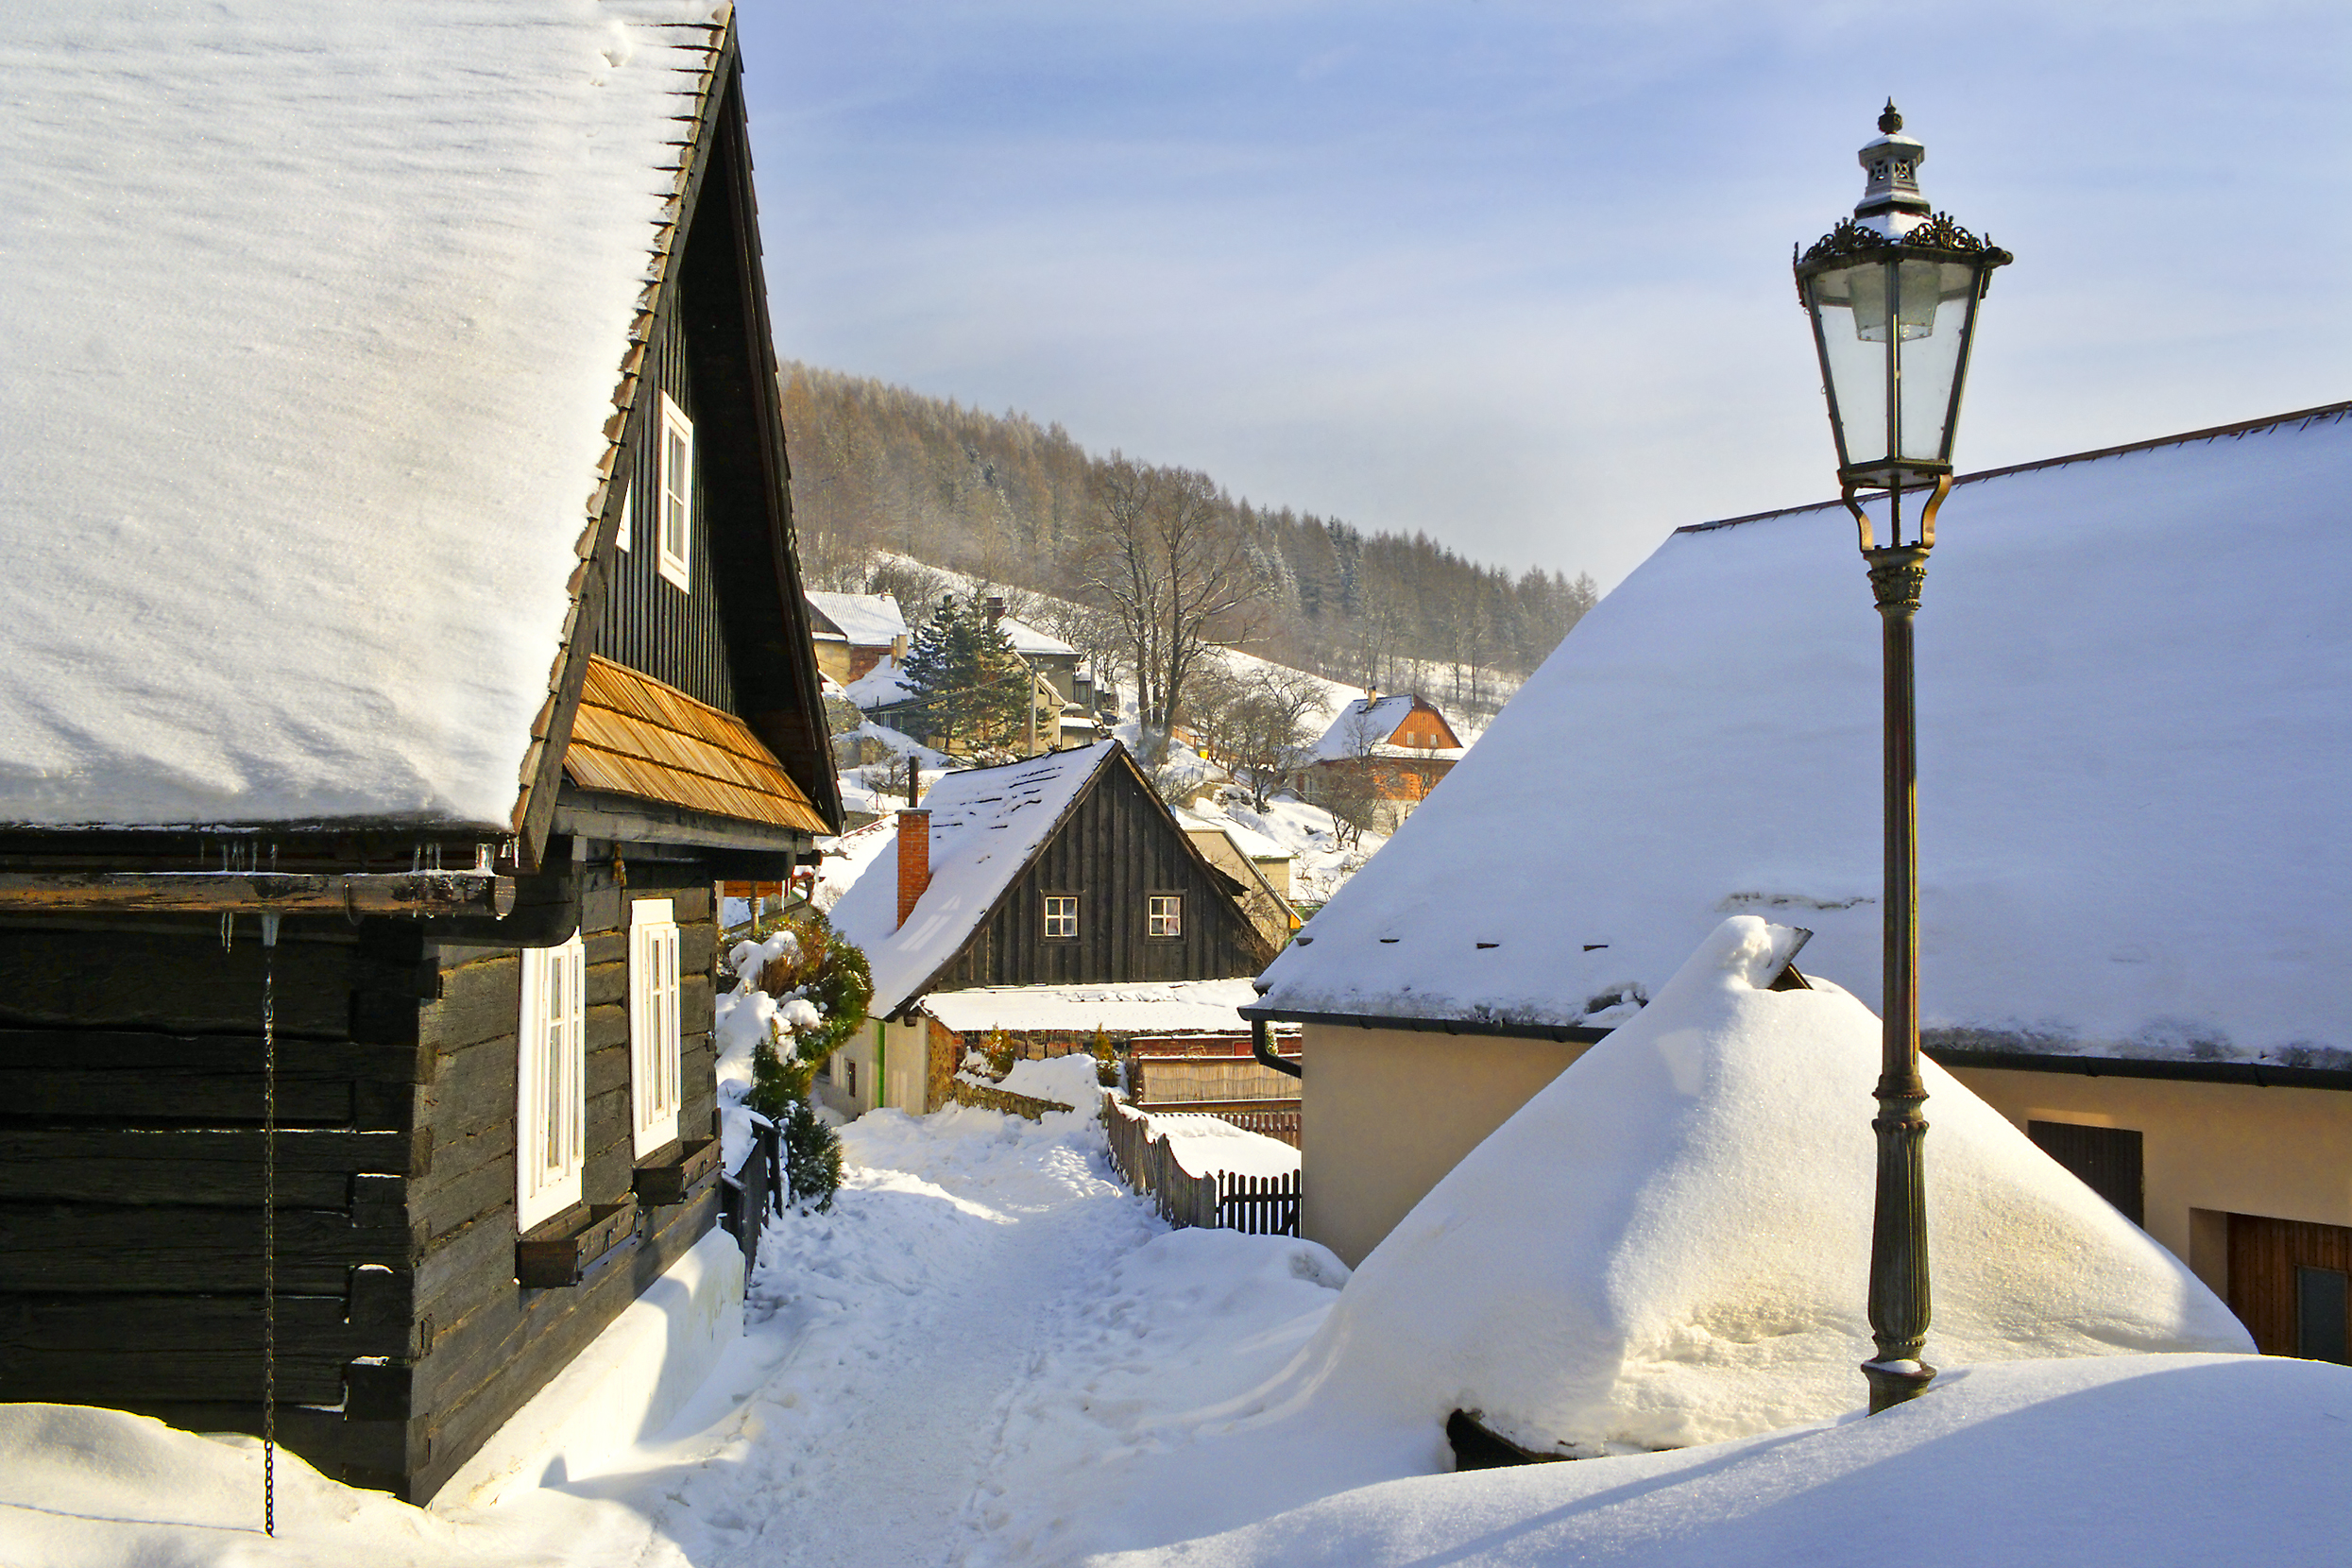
[1148,895,1183,939]
[1044,895,1078,940]
[656,391,693,591]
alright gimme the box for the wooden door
[2226,1213,2352,1360]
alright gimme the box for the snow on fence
[1099,1093,1301,1236]
[720,1116,785,1273]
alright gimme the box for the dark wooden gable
[926,750,1277,993]
[540,36,841,862]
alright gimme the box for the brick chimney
[986,595,1006,624]
[895,810,931,929]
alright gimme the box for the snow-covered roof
[0,2,727,832]
[807,592,909,648]
[1174,807,1293,864]
[1257,406,2352,1070]
[1298,917,2247,1457]
[1304,693,1459,761]
[830,741,1123,1014]
[998,615,1080,659]
[844,655,916,709]
[923,978,1265,1036]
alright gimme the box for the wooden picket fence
[1099,1094,1301,1236]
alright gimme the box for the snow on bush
[1294,915,2253,1457]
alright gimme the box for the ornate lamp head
[1795,104,2011,545]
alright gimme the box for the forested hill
[780,362,1597,719]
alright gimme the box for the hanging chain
[261,931,278,1537]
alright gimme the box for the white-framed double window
[1043,894,1078,940]
[517,932,587,1233]
[629,897,683,1157]
[656,391,694,591]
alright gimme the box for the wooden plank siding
[598,294,739,714]
[2227,1213,2352,1360]
[927,757,1275,993]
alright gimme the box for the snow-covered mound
[1304,916,2251,1456]
[993,1052,1105,1106]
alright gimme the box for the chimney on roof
[896,810,931,929]
[1364,685,1378,700]
[986,595,1006,624]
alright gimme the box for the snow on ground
[1088,1354,2352,1568]
[991,1052,1106,1106]
[0,1073,2336,1568]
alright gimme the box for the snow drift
[1301,915,2252,1455]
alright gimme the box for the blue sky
[735,2,2350,588]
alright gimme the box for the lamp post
[1794,103,2010,1415]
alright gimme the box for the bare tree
[1188,662,1326,810]
[1079,456,1268,759]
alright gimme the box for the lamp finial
[1855,104,1929,236]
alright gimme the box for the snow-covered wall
[0,2,719,829]
[1257,409,2352,1067]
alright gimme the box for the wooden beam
[0,871,515,916]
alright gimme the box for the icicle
[260,912,279,1537]
[220,911,233,951]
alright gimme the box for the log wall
[0,854,725,1502]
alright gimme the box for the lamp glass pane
[1895,262,1981,465]
[1807,262,1892,470]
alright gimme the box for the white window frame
[517,932,587,1233]
[656,391,693,591]
[1043,894,1079,940]
[1148,894,1183,939]
[629,897,683,1158]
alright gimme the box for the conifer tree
[899,593,1031,755]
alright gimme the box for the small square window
[656,391,693,591]
[1044,895,1078,940]
[1148,895,1183,938]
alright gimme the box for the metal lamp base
[1862,1357,1938,1414]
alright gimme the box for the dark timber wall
[928,758,1275,993]
[599,270,741,714]
[0,856,723,1501]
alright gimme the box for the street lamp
[1793,102,2010,1415]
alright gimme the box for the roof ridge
[1677,399,2352,537]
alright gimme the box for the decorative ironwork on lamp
[1793,103,2011,1416]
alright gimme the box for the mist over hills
[782,363,1596,722]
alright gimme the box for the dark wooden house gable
[0,20,834,1507]
[926,750,1277,995]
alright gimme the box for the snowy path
[631,1107,1163,1568]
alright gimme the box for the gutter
[1239,1003,2352,1092]
[1251,1017,1302,1080]
[1929,1046,2352,1095]
[1240,1001,1612,1047]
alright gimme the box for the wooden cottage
[805,592,911,685]
[1305,691,1466,827]
[821,740,1279,1116]
[1249,402,2352,1368]
[0,6,839,1500]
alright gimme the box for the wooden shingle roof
[564,657,828,836]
